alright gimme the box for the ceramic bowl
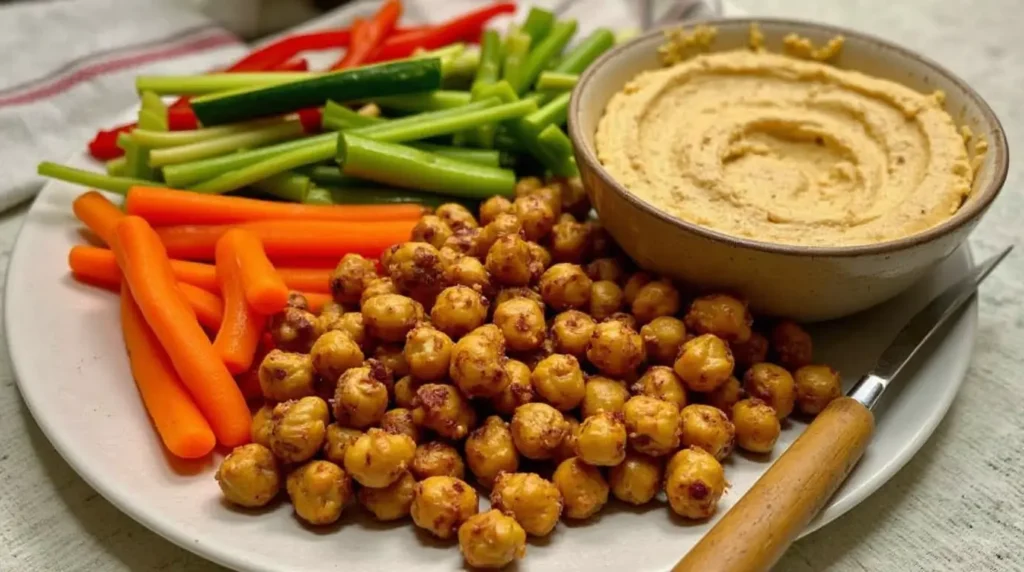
[568,18,1007,321]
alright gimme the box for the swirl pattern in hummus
[596,50,974,246]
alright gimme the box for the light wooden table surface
[2,0,1022,570]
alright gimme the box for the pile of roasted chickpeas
[214,176,843,569]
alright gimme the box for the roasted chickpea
[586,257,627,284]
[587,320,645,377]
[486,234,542,286]
[585,280,623,321]
[731,331,769,371]
[411,383,477,440]
[372,344,409,380]
[553,414,582,462]
[411,441,466,480]
[794,365,842,415]
[436,202,479,232]
[585,221,615,259]
[381,408,421,443]
[478,212,524,254]
[361,294,424,343]
[284,291,309,310]
[358,470,416,521]
[526,241,552,273]
[605,312,638,330]
[550,310,596,357]
[393,375,421,409]
[732,398,781,453]
[343,428,416,488]
[216,444,280,508]
[513,337,556,371]
[443,227,485,258]
[609,452,663,505]
[258,350,316,401]
[431,285,488,339]
[319,300,345,320]
[552,457,609,519]
[743,363,796,419]
[515,176,544,197]
[631,280,681,325]
[479,195,513,225]
[581,376,630,418]
[332,363,389,428]
[310,330,364,383]
[329,253,377,305]
[384,242,445,304]
[315,311,367,348]
[550,176,590,220]
[575,412,628,466]
[490,473,563,537]
[538,263,592,311]
[674,334,735,392]
[268,307,318,353]
[411,476,479,539]
[443,252,492,293]
[411,215,453,250]
[632,366,688,408]
[623,396,681,456]
[465,416,519,487]
[286,460,353,525]
[450,325,509,398]
[323,424,362,465]
[510,403,569,460]
[771,320,813,370]
[684,294,753,343]
[402,324,453,382]
[359,277,398,307]
[622,272,652,305]
[664,447,726,519]
[490,359,535,415]
[269,397,330,463]
[251,405,274,448]
[640,316,688,366]
[549,215,591,263]
[680,404,735,460]
[513,194,556,241]
[458,509,527,569]
[706,376,744,415]
[487,297,544,353]
[530,354,585,411]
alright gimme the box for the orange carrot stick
[213,230,266,375]
[72,191,124,245]
[155,220,415,261]
[225,229,290,315]
[120,283,216,459]
[178,283,224,331]
[125,185,425,226]
[113,215,251,447]
[70,245,330,293]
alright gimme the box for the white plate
[6,173,976,572]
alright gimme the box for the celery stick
[515,20,578,94]
[349,99,536,144]
[521,7,555,46]
[535,72,579,92]
[251,171,311,202]
[522,91,571,132]
[322,101,385,130]
[162,134,335,188]
[135,73,312,96]
[372,90,471,112]
[106,157,127,176]
[37,162,162,193]
[502,29,532,90]
[148,120,304,167]
[191,138,336,195]
[554,28,615,74]
[130,118,289,148]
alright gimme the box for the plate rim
[5,175,978,572]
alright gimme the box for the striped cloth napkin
[2,0,721,213]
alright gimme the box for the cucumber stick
[191,59,444,126]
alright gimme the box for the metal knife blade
[848,246,1013,410]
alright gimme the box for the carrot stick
[125,185,425,226]
[113,215,251,446]
[69,245,330,293]
[304,292,331,314]
[178,283,224,330]
[72,191,124,245]
[213,230,266,374]
[223,229,290,315]
[155,219,415,261]
[120,284,217,459]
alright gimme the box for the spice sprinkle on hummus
[595,27,976,247]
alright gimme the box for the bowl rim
[568,17,1009,258]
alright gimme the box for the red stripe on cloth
[0,32,238,109]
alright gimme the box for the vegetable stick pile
[37,3,614,212]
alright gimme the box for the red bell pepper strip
[297,108,323,134]
[330,0,403,71]
[370,2,516,62]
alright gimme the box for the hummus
[596,35,975,247]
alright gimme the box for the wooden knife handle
[674,396,875,572]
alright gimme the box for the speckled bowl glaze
[569,18,1007,321]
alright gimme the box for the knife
[674,245,1013,572]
